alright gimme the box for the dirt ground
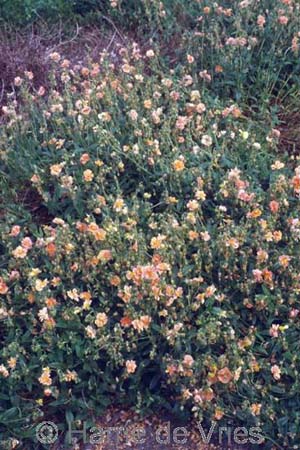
[51,408,254,450]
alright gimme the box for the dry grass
[0,22,128,110]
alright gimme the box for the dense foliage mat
[0,1,300,448]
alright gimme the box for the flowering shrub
[1,1,300,448]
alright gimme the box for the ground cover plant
[0,1,300,449]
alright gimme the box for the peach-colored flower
[292,174,300,193]
[217,367,233,384]
[176,116,188,130]
[50,163,64,176]
[14,77,23,86]
[97,249,113,262]
[128,109,138,121]
[35,279,48,292]
[126,360,137,374]
[183,355,194,368]
[49,52,61,62]
[278,255,291,268]
[271,365,281,380]
[110,275,121,286]
[39,367,52,386]
[278,15,288,25]
[21,237,33,250]
[146,49,155,58]
[150,235,166,249]
[0,365,9,377]
[88,223,107,241]
[269,200,279,213]
[201,134,213,147]
[132,315,152,332]
[12,246,27,259]
[10,225,21,237]
[83,169,94,182]
[257,15,266,27]
[95,312,108,328]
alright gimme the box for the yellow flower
[7,357,17,369]
[64,370,78,382]
[167,196,178,204]
[113,198,125,212]
[35,279,48,292]
[29,268,42,278]
[150,235,166,249]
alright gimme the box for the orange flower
[248,208,262,219]
[87,223,106,241]
[28,292,35,304]
[172,159,185,172]
[110,275,121,286]
[217,367,233,384]
[45,297,57,308]
[292,175,300,192]
[46,242,56,257]
[0,278,8,295]
[250,403,262,416]
[262,269,273,284]
[120,316,132,327]
[215,65,223,73]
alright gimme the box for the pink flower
[257,15,266,28]
[269,200,279,213]
[252,269,263,282]
[21,237,33,250]
[269,324,280,338]
[278,15,289,25]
